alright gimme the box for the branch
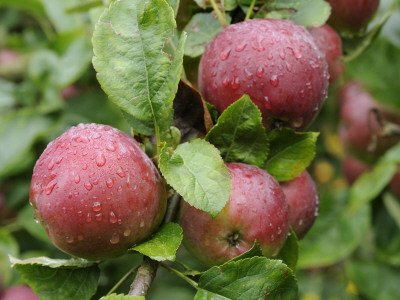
[128,192,182,296]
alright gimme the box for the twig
[245,0,257,21]
[209,0,228,28]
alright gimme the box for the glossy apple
[280,171,319,239]
[199,18,329,130]
[30,123,167,260]
[310,24,345,84]
[179,162,289,266]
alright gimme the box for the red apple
[339,81,400,160]
[198,18,329,130]
[179,162,289,266]
[30,123,167,260]
[1,285,39,300]
[341,156,371,185]
[310,24,345,84]
[326,0,380,35]
[280,171,319,240]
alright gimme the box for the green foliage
[10,256,100,300]
[0,228,19,285]
[130,222,183,261]
[276,229,298,271]
[206,95,269,168]
[196,257,298,299]
[229,240,263,262]
[100,294,145,300]
[264,129,318,181]
[92,0,186,136]
[159,139,231,218]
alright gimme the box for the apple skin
[280,171,319,240]
[310,24,345,84]
[179,162,289,266]
[339,81,400,161]
[199,18,329,131]
[30,123,167,260]
[326,0,380,35]
[1,285,39,300]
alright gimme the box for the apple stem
[160,262,199,289]
[244,0,256,21]
[209,0,228,28]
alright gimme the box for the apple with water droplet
[310,24,345,84]
[280,171,319,240]
[30,123,167,260]
[198,18,329,130]
[326,0,380,35]
[179,162,289,266]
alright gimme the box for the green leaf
[165,0,179,16]
[184,13,228,58]
[256,0,330,27]
[264,129,318,182]
[41,0,85,33]
[130,222,183,261]
[65,0,103,14]
[384,192,400,230]
[229,240,263,263]
[198,257,298,300]
[10,256,100,300]
[0,78,16,113]
[194,289,231,300]
[206,95,269,168]
[92,0,186,135]
[0,228,19,285]
[346,260,400,300]
[349,142,400,212]
[0,109,53,178]
[100,294,145,300]
[276,229,298,271]
[0,0,45,16]
[159,139,231,218]
[298,199,370,269]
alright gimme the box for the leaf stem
[160,263,199,288]
[106,266,139,296]
[209,0,228,28]
[245,0,257,21]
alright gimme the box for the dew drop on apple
[96,153,106,167]
[86,213,92,223]
[110,233,120,244]
[116,167,126,178]
[45,180,57,195]
[109,211,118,224]
[256,66,264,78]
[222,77,229,87]
[219,47,231,61]
[244,68,253,80]
[140,220,145,228]
[264,96,272,110]
[56,155,63,164]
[269,75,279,87]
[47,160,54,170]
[106,178,114,188]
[106,142,117,152]
[92,201,101,212]
[65,235,74,244]
[82,164,88,170]
[95,213,103,221]
[231,77,240,90]
[74,175,80,184]
[92,132,101,139]
[84,182,93,191]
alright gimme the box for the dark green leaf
[346,260,400,300]
[276,229,298,271]
[92,0,186,135]
[229,240,263,263]
[100,294,144,300]
[184,13,229,58]
[198,257,298,300]
[0,228,19,285]
[383,192,400,230]
[159,139,231,218]
[10,256,100,300]
[130,222,183,261]
[0,0,45,16]
[206,95,269,167]
[264,129,318,181]
[194,289,230,300]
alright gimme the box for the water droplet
[210,70,217,77]
[45,180,57,195]
[116,167,126,178]
[84,182,93,191]
[306,82,313,90]
[256,66,264,78]
[110,233,120,244]
[264,96,272,110]
[270,75,279,87]
[109,211,118,223]
[268,53,273,60]
[77,211,83,217]
[65,236,74,243]
[74,175,80,184]
[222,77,229,87]
[244,68,253,80]
[89,172,95,178]
[95,213,103,221]
[235,41,247,52]
[106,142,117,152]
[231,77,240,90]
[33,216,39,224]
[140,220,145,228]
[106,178,114,188]
[96,154,106,167]
[310,60,320,69]
[82,164,88,170]
[219,47,231,61]
[47,160,54,170]
[86,213,92,223]
[92,132,101,139]
[92,179,99,185]
[50,171,56,179]
[56,155,63,164]
[93,202,101,212]
[117,185,122,193]
[271,234,275,241]
[62,207,67,214]
[300,90,305,98]
[279,49,286,60]
[123,228,131,236]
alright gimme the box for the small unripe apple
[30,123,167,260]
[1,285,39,300]
[179,162,289,266]
[341,156,371,185]
[199,18,329,130]
[326,0,380,35]
[280,171,319,240]
[339,81,400,160]
[310,24,345,84]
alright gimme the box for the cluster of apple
[29,0,381,265]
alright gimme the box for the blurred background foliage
[0,0,400,299]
